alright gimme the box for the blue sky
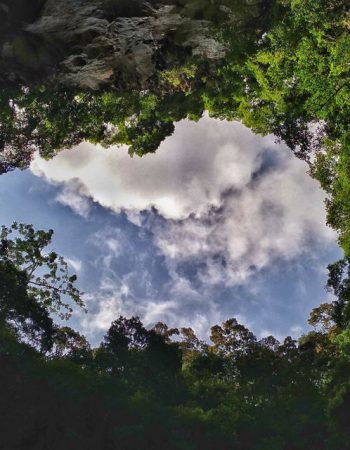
[0,117,342,344]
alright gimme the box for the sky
[0,116,342,344]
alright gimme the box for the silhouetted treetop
[2,222,350,448]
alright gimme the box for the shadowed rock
[0,0,227,90]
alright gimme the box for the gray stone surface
[0,0,227,90]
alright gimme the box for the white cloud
[79,269,225,341]
[31,117,274,219]
[66,257,83,272]
[31,116,336,288]
[55,180,91,217]
[150,151,335,285]
[290,325,303,336]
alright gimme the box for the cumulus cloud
[31,116,338,340]
[31,116,335,287]
[31,117,276,219]
[149,154,334,285]
[31,117,334,300]
[55,179,91,218]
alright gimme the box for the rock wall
[0,0,227,90]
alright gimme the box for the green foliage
[0,223,84,353]
[160,63,198,92]
[2,226,350,448]
[2,0,350,446]
[0,222,84,319]
[2,1,350,259]
[234,0,350,252]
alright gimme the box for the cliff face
[0,0,227,90]
[0,0,272,173]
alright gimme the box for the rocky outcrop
[0,0,227,90]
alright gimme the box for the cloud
[146,149,335,285]
[72,220,334,343]
[66,257,83,272]
[31,116,338,339]
[31,117,277,219]
[31,116,335,285]
[79,266,225,342]
[55,179,91,218]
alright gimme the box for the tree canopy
[1,223,350,448]
[1,0,350,257]
[2,0,350,445]
[0,222,85,352]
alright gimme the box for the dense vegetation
[2,0,350,447]
[1,0,350,255]
[1,224,350,449]
[0,0,272,166]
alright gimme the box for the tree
[0,0,277,172]
[0,222,84,352]
[97,316,182,400]
[210,318,256,358]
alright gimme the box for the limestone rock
[0,0,228,90]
